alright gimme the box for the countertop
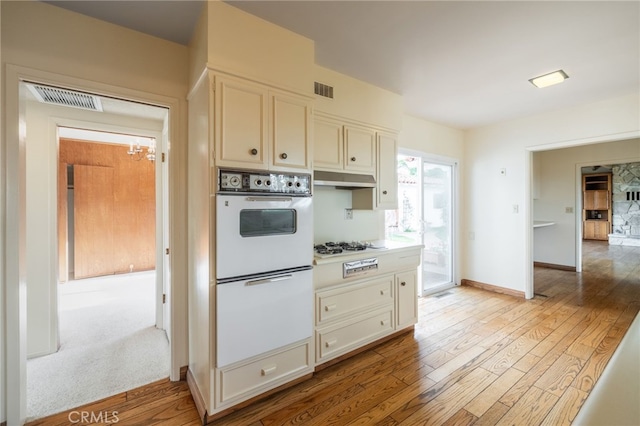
[533,220,555,228]
[573,312,640,424]
[313,240,423,265]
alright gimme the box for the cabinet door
[584,221,610,241]
[215,76,268,169]
[313,116,344,171]
[270,91,311,172]
[344,125,375,173]
[377,132,398,209]
[584,190,609,210]
[396,270,418,329]
[594,221,610,240]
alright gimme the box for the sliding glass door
[385,153,456,295]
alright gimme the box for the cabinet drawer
[391,252,421,271]
[317,308,393,361]
[218,341,311,404]
[317,276,393,324]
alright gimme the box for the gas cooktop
[314,241,374,256]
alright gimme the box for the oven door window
[239,209,296,237]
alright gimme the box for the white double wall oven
[215,169,314,367]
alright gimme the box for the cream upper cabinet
[313,115,376,174]
[344,125,376,174]
[313,115,344,171]
[376,132,398,209]
[214,74,311,172]
[270,90,312,172]
[215,75,268,169]
[352,131,398,210]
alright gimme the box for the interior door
[74,165,115,279]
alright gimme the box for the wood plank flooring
[28,241,640,425]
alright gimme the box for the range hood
[313,170,376,188]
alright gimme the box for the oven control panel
[343,258,378,278]
[219,169,311,195]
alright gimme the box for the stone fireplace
[610,162,640,246]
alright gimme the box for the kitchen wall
[2,2,189,421]
[313,187,383,243]
[195,0,314,94]
[533,139,640,267]
[465,94,640,296]
[314,65,403,131]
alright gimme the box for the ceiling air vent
[314,81,334,99]
[26,84,103,112]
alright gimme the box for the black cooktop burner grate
[315,242,368,255]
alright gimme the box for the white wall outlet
[512,204,519,213]
[500,168,507,176]
[344,208,353,220]
[565,207,574,213]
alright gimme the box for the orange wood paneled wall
[59,138,156,279]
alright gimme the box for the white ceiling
[42,1,640,130]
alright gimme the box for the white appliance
[216,268,313,367]
[215,169,313,368]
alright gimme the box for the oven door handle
[245,274,293,286]
[245,196,293,202]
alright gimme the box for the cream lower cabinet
[214,339,313,409]
[396,270,418,329]
[314,249,420,365]
[315,276,394,363]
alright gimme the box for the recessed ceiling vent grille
[314,81,334,99]
[26,84,103,112]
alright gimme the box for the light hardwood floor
[28,241,640,425]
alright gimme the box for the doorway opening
[530,140,640,299]
[22,85,171,420]
[385,151,458,295]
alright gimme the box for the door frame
[4,64,180,425]
[397,148,460,296]
[54,122,166,331]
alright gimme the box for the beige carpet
[26,271,170,421]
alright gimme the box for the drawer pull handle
[250,148,258,155]
[325,339,337,348]
[380,319,389,326]
[280,152,288,159]
[325,304,337,312]
[401,282,406,286]
[351,156,356,162]
[382,190,388,195]
[380,289,389,296]
[261,365,277,376]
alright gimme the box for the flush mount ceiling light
[529,70,569,88]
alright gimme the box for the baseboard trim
[180,365,188,381]
[461,279,525,298]
[186,368,207,425]
[533,261,576,272]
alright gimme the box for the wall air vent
[314,81,334,99]
[26,84,103,112]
